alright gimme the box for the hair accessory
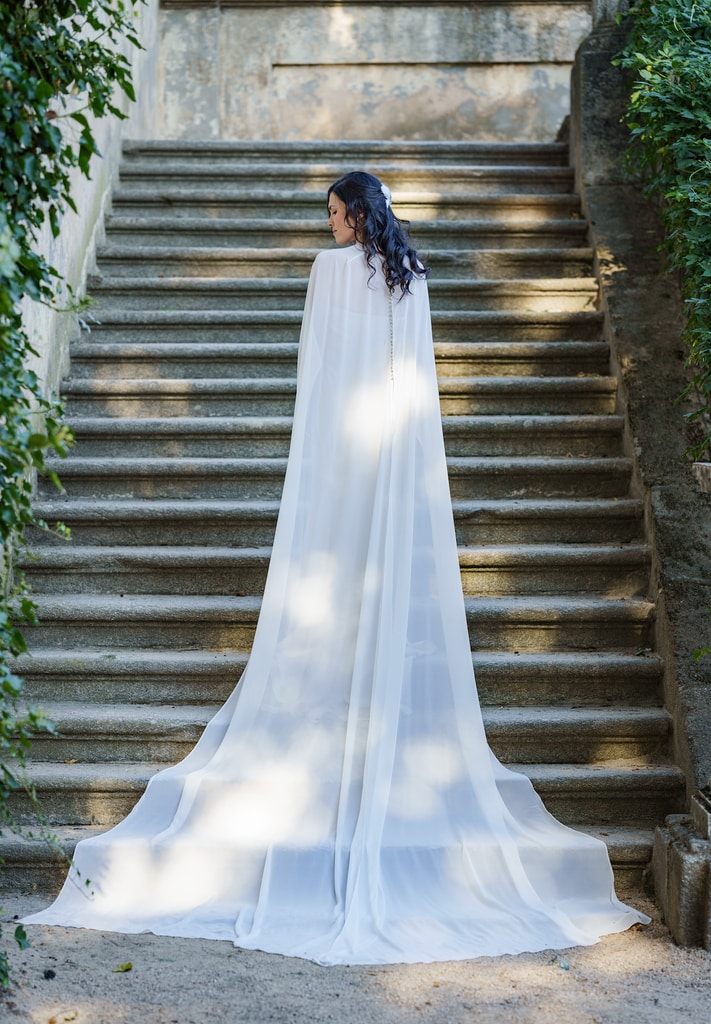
[380,183,392,209]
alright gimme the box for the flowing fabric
[24,245,649,964]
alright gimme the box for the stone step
[486,708,671,765]
[120,139,572,168]
[86,276,599,313]
[22,542,650,598]
[9,760,683,829]
[63,414,623,459]
[61,381,618,419]
[513,764,685,829]
[38,455,633,500]
[61,380,313,419]
[74,309,605,346]
[24,594,655,653]
[95,245,594,281]
[473,382,621,419]
[26,702,213,763]
[68,339,611,380]
[473,651,663,708]
[12,649,664,709]
[23,702,670,766]
[0,824,653,895]
[460,543,649,597]
[111,189,583,222]
[30,496,645,547]
[116,162,576,195]
[104,215,590,251]
[70,341,301,379]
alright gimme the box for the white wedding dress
[25,244,648,964]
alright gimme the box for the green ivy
[1,0,143,988]
[617,0,711,458]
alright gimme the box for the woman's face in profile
[327,192,356,246]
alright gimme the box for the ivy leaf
[27,433,50,450]
[13,925,30,952]
[35,79,55,102]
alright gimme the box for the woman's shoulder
[313,245,362,267]
[310,245,366,284]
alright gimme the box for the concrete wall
[156,0,592,141]
[20,0,160,407]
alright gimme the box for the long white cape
[24,245,648,964]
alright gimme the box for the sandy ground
[1,891,710,1024]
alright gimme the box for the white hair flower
[380,183,392,209]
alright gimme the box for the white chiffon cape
[24,244,649,964]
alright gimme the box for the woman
[24,172,649,964]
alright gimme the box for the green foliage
[1,0,144,987]
[617,0,711,458]
[694,605,711,661]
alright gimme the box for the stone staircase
[4,140,685,892]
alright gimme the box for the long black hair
[327,171,429,296]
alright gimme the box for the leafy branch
[0,0,144,988]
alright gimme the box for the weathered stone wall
[570,19,711,947]
[156,0,591,141]
[572,20,711,798]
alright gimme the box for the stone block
[570,22,638,189]
[653,810,711,949]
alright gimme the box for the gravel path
[2,892,710,1023]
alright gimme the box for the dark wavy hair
[327,171,429,296]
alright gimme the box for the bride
[24,171,649,964]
